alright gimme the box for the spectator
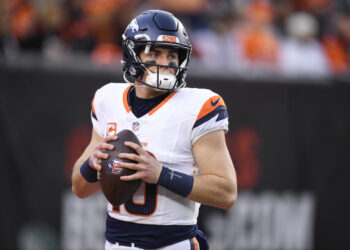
[233,0,280,74]
[10,0,44,51]
[59,0,95,52]
[322,13,350,74]
[279,12,330,78]
[191,13,241,73]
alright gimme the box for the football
[100,129,142,206]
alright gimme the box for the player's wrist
[158,166,194,197]
[80,158,98,183]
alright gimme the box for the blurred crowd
[1,0,350,78]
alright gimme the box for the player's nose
[157,54,169,67]
[157,55,174,74]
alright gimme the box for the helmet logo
[127,19,139,33]
[157,35,179,43]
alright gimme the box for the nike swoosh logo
[211,97,220,106]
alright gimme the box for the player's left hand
[118,141,163,184]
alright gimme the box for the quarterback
[72,10,237,250]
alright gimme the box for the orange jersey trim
[148,91,178,116]
[192,237,200,250]
[123,86,177,116]
[123,85,133,113]
[91,93,97,116]
[196,95,226,121]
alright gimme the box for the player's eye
[146,51,157,58]
[149,53,157,58]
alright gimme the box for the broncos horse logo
[127,19,139,33]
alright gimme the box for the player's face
[139,46,179,76]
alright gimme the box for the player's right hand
[90,135,117,171]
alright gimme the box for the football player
[72,10,237,250]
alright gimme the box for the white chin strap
[144,68,177,90]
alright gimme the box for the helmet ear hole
[129,67,136,75]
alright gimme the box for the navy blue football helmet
[121,10,192,90]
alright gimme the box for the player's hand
[90,135,117,171]
[118,141,163,184]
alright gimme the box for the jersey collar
[123,85,178,116]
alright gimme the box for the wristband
[80,158,98,183]
[158,166,194,197]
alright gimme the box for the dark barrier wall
[1,66,349,250]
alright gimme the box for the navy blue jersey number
[112,183,158,216]
[125,183,157,216]
[112,150,158,216]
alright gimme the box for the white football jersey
[91,83,228,225]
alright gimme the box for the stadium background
[1,0,350,249]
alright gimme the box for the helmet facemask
[122,39,190,91]
[143,61,178,90]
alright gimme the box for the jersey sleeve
[191,95,229,145]
[91,89,104,137]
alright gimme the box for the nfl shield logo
[107,158,123,175]
[132,121,139,131]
